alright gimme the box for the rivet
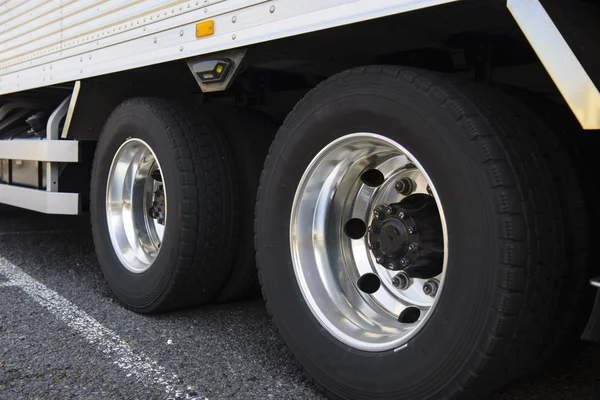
[143,27,146,31]
[270,5,275,13]
[179,30,184,36]
[204,7,207,13]
[179,46,183,51]
[153,37,157,43]
[89,54,92,60]
[80,69,82,73]
[232,33,236,40]
[232,16,236,23]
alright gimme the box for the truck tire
[206,107,277,302]
[255,66,566,399]
[495,87,595,361]
[90,97,237,313]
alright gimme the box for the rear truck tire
[90,97,237,313]
[493,86,595,360]
[255,66,567,399]
[206,106,277,302]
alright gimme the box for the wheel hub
[368,194,443,278]
[149,184,166,225]
[377,218,409,258]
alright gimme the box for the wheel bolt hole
[151,169,163,182]
[398,307,420,324]
[361,169,385,187]
[357,273,381,294]
[344,218,367,239]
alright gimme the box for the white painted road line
[0,257,205,400]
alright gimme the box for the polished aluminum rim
[106,138,166,274]
[290,133,448,352]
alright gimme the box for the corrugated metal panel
[0,0,230,69]
[0,0,459,96]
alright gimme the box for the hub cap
[106,138,166,274]
[290,133,448,352]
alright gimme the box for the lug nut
[376,256,384,264]
[368,225,377,234]
[400,257,410,267]
[369,242,380,251]
[387,262,396,270]
[407,226,417,234]
[398,210,408,219]
[395,178,415,195]
[392,271,411,290]
[409,243,419,252]
[385,205,395,215]
[374,210,383,220]
[423,279,439,297]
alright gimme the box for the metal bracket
[45,95,71,192]
[186,49,247,93]
[61,80,81,139]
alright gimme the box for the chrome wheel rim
[106,138,166,274]
[290,133,448,352]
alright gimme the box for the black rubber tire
[494,87,596,358]
[255,66,565,399]
[205,106,277,302]
[91,97,237,313]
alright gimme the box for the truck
[1,0,599,398]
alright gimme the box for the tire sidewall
[257,83,498,397]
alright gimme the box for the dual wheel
[91,99,274,312]
[256,67,594,399]
[90,67,594,399]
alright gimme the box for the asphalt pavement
[0,206,599,400]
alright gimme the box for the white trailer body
[0,0,598,129]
